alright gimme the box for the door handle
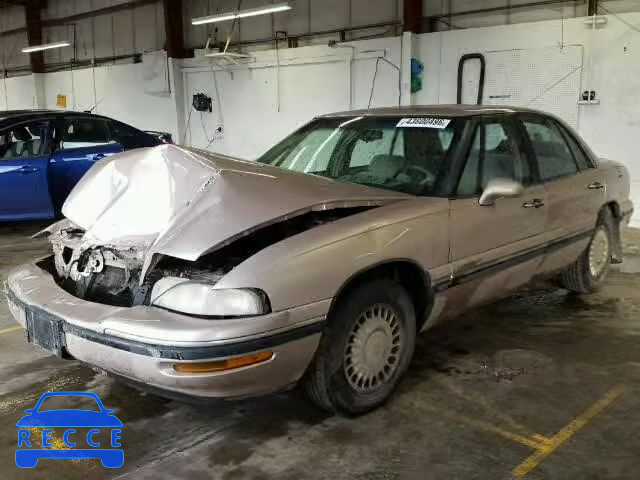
[587,181,604,190]
[91,153,106,161]
[522,199,545,208]
[18,165,38,174]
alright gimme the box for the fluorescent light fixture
[192,2,291,25]
[22,41,71,53]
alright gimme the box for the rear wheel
[560,209,614,293]
[303,279,416,414]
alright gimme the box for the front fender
[215,198,450,312]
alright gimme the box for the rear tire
[303,279,416,415]
[560,208,614,293]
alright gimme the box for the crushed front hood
[62,145,409,277]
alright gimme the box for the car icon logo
[15,391,123,468]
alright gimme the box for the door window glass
[456,120,531,196]
[523,119,578,180]
[0,122,48,160]
[559,126,593,171]
[61,118,113,150]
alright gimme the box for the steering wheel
[397,165,435,186]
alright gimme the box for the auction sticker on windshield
[396,117,451,129]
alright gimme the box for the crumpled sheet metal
[59,145,408,280]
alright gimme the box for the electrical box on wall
[192,93,212,112]
[578,90,600,105]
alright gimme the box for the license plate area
[26,308,64,357]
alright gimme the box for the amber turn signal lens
[173,351,273,373]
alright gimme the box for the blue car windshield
[37,395,101,412]
[257,116,466,195]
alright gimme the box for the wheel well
[604,201,620,219]
[328,261,433,331]
[602,201,623,263]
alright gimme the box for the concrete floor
[0,222,639,480]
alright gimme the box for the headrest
[406,129,443,155]
[369,155,406,178]
[12,127,31,141]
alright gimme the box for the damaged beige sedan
[7,106,633,414]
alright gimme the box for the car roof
[0,109,112,124]
[319,104,547,118]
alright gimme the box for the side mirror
[479,178,523,206]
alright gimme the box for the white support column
[400,31,413,106]
[32,73,47,109]
[168,57,186,144]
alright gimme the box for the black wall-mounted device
[192,93,212,112]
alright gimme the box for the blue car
[16,391,123,468]
[0,110,170,221]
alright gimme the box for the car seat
[2,127,32,159]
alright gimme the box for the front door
[446,117,548,311]
[49,116,124,211]
[0,120,55,220]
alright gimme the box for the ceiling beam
[24,0,44,73]
[162,0,189,58]
[403,0,423,33]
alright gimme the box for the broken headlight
[150,277,269,317]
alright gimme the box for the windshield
[257,116,466,195]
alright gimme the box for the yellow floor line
[513,384,627,478]
[0,325,22,335]
[441,411,544,450]
[435,378,543,438]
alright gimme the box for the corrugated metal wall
[2,0,640,76]
[182,0,402,50]
[0,5,29,72]
[0,0,165,75]
[425,0,640,31]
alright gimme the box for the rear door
[519,115,603,240]
[49,116,124,210]
[447,116,548,308]
[0,120,55,220]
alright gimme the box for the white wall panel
[0,75,38,110]
[40,60,178,139]
[182,36,401,159]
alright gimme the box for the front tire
[303,279,416,415]
[560,209,614,293]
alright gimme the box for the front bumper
[7,263,328,399]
